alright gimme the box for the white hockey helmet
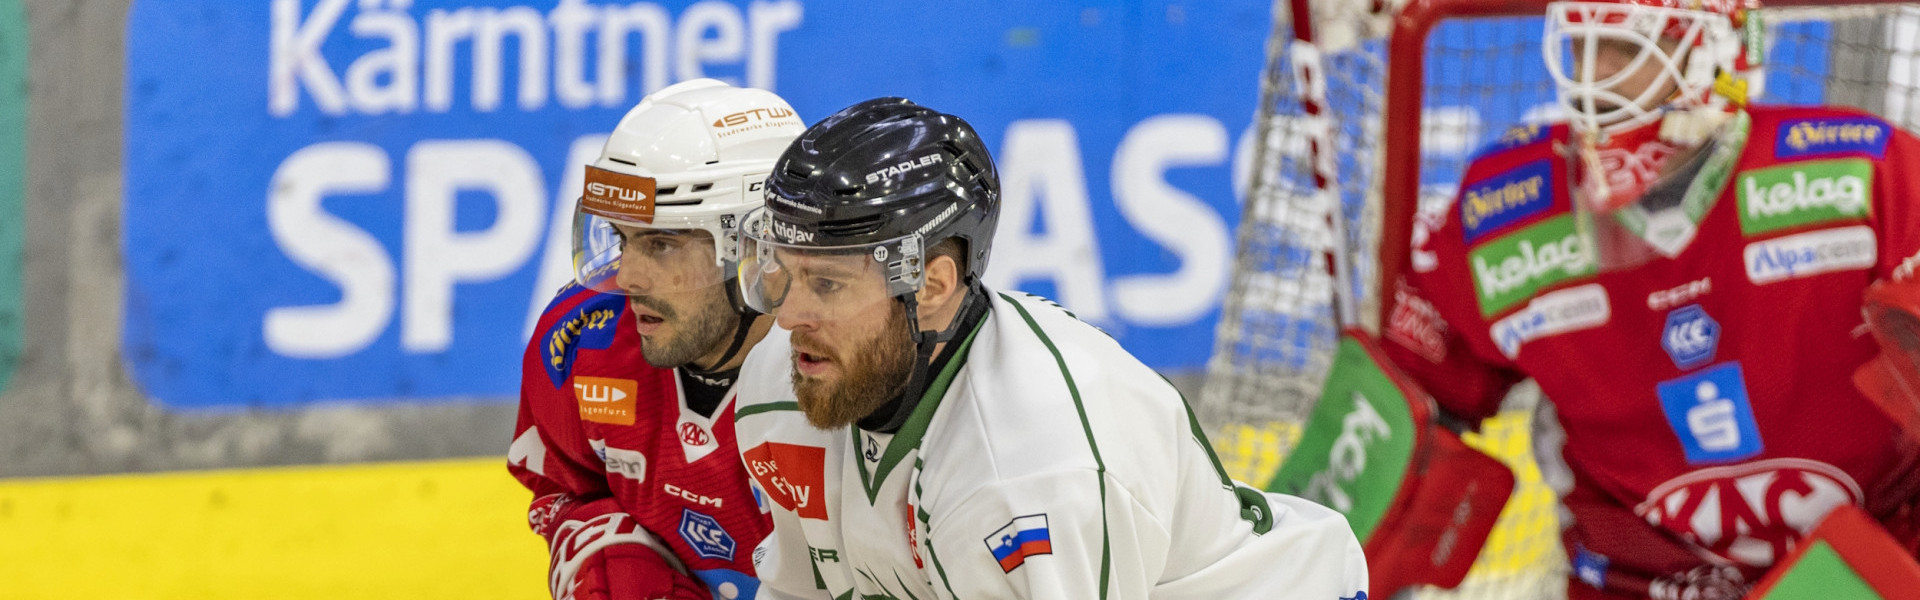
[572,78,805,296]
[1543,0,1747,138]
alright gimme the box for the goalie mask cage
[1200,0,1920,598]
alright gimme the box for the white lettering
[984,120,1110,321]
[675,1,746,84]
[404,140,547,352]
[270,0,350,116]
[264,142,396,358]
[1110,114,1232,326]
[1743,226,1877,285]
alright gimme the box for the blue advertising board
[125,0,1277,408]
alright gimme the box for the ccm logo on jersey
[1743,225,1876,285]
[1776,116,1889,159]
[1636,458,1862,568]
[1460,159,1554,242]
[864,153,943,184]
[665,483,723,508]
[985,514,1053,573]
[574,377,639,426]
[679,508,738,561]
[741,442,828,520]
[1647,278,1711,311]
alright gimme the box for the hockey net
[1199,0,1920,598]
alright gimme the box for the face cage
[570,202,749,296]
[735,207,928,320]
[1544,2,1726,137]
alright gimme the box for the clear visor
[736,208,925,325]
[1544,2,1707,135]
[571,203,729,296]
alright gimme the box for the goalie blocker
[1265,329,1516,598]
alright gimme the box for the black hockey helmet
[757,97,1000,286]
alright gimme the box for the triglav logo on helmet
[864,154,945,184]
[772,219,815,244]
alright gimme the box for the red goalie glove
[530,494,710,600]
[1854,280,1920,444]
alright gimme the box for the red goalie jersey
[1381,105,1920,599]
[508,283,769,600]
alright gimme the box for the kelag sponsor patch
[1470,215,1596,317]
[1460,159,1554,242]
[1736,158,1872,236]
[1775,117,1889,160]
[542,293,625,387]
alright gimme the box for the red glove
[530,494,709,600]
[1856,280,1920,443]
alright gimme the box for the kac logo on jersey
[1460,159,1554,243]
[542,293,624,387]
[1776,116,1889,160]
[679,508,737,561]
[1656,362,1763,464]
[1661,305,1719,370]
[1636,458,1862,567]
[985,513,1053,573]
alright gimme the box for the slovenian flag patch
[984,513,1052,573]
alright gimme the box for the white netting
[1200,2,1920,599]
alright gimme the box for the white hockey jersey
[733,291,1368,599]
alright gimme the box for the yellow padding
[0,458,547,599]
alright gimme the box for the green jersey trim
[734,400,800,420]
[1001,293,1112,600]
[854,315,988,505]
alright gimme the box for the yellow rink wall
[0,458,547,599]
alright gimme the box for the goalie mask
[1544,0,1751,215]
[571,78,803,300]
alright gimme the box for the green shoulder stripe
[734,401,799,419]
[1000,293,1112,600]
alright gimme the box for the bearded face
[788,300,916,430]
[629,288,740,369]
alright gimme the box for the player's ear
[915,252,961,315]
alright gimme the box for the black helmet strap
[866,277,985,433]
[691,280,763,374]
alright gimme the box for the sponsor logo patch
[692,568,759,600]
[1736,159,1872,236]
[1460,159,1554,242]
[1385,283,1448,363]
[600,444,648,482]
[985,514,1053,573]
[1473,123,1548,157]
[1574,545,1609,589]
[581,165,657,223]
[1775,116,1889,160]
[710,106,800,139]
[679,508,737,561]
[1661,305,1719,370]
[770,218,814,244]
[1743,225,1876,285]
[574,376,638,426]
[1490,283,1611,359]
[863,153,944,185]
[741,442,828,520]
[1656,362,1762,464]
[540,294,624,387]
[1470,215,1596,317]
[1636,458,1862,567]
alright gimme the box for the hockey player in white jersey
[729,97,1368,599]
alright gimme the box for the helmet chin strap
[689,280,762,375]
[867,278,985,433]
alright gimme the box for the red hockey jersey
[1381,105,1920,599]
[508,283,770,600]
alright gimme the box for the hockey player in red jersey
[1377,1,1920,598]
[506,79,805,600]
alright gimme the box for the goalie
[1377,1,1920,598]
